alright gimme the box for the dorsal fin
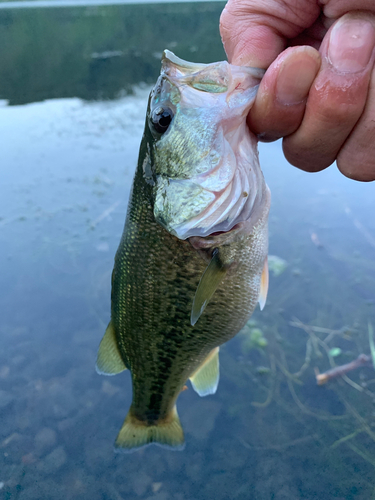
[189,347,220,396]
[258,257,268,311]
[96,320,127,375]
[191,250,227,326]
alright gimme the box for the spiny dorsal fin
[189,347,220,397]
[258,257,269,311]
[96,320,127,376]
[191,250,227,326]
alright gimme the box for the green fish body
[96,51,271,452]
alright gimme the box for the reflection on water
[0,2,225,105]
[1,2,375,499]
[0,0,214,9]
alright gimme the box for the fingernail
[328,17,375,73]
[276,50,320,105]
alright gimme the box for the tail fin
[114,406,185,452]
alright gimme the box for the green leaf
[329,348,342,358]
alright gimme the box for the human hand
[220,1,375,181]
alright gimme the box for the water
[1,3,375,499]
[0,0,215,9]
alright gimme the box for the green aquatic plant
[329,347,342,358]
[235,313,375,492]
[268,255,288,277]
[255,366,271,375]
[240,325,268,353]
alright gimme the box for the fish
[96,50,271,452]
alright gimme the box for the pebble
[145,492,169,500]
[132,470,152,496]
[17,479,68,500]
[84,438,114,472]
[152,482,163,493]
[34,427,57,456]
[36,446,67,475]
[0,366,10,378]
[101,380,120,396]
[184,399,222,440]
[0,390,15,409]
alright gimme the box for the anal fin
[96,320,127,375]
[191,249,227,326]
[189,347,220,396]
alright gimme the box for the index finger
[219,0,321,67]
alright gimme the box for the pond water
[1,3,375,500]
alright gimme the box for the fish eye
[151,106,173,134]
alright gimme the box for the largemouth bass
[96,51,271,452]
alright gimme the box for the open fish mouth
[150,51,265,241]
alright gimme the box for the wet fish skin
[96,51,271,452]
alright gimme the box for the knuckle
[311,76,369,126]
[313,95,364,126]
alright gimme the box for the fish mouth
[151,51,266,241]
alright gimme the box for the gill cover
[148,50,265,240]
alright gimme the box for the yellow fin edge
[96,320,127,376]
[189,347,220,397]
[258,257,269,311]
[115,406,184,452]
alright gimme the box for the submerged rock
[0,390,15,409]
[184,400,222,441]
[145,492,170,500]
[18,479,68,500]
[131,470,152,496]
[36,446,67,475]
[34,427,57,456]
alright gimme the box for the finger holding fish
[247,46,321,142]
[221,1,375,181]
[282,13,375,179]
[248,14,375,178]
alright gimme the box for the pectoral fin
[96,320,127,375]
[191,250,227,326]
[189,347,220,396]
[258,257,269,311]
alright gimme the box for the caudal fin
[115,406,185,452]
